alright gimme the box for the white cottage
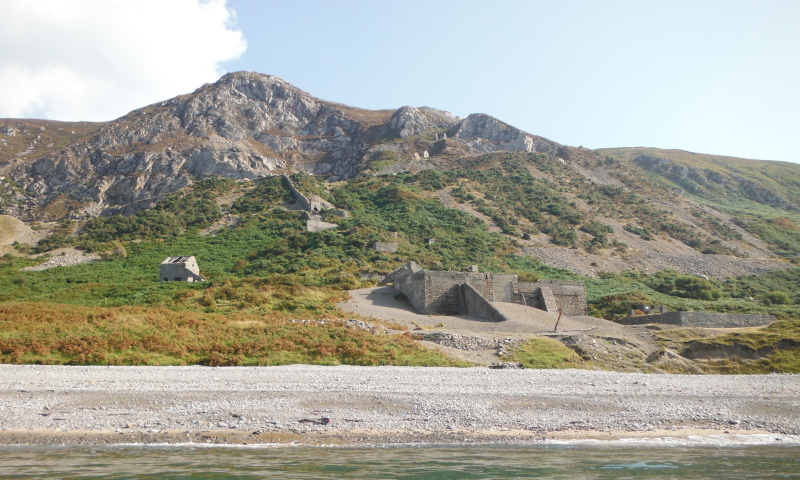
[160,256,205,282]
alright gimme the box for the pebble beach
[1,365,799,446]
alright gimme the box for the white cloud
[0,0,246,121]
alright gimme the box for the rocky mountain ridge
[0,72,553,221]
[1,71,799,280]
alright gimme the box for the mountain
[2,72,800,372]
[1,71,800,280]
[0,72,555,221]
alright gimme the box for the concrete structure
[286,175,348,232]
[390,261,587,320]
[622,312,774,328]
[460,283,509,322]
[160,256,204,282]
[306,220,339,232]
[514,280,588,316]
[373,242,399,253]
[282,174,334,213]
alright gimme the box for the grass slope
[2,162,799,370]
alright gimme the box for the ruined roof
[161,256,194,265]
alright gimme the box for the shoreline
[2,365,799,446]
[1,428,798,448]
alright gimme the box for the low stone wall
[460,283,509,322]
[623,311,775,328]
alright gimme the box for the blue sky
[2,0,799,163]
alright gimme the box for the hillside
[1,72,799,371]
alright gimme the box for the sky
[1,0,799,164]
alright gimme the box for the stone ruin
[389,261,587,321]
[514,280,588,316]
[373,242,399,253]
[160,256,205,282]
[282,174,348,232]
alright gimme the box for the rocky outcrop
[1,72,563,221]
[389,106,459,139]
[451,114,557,155]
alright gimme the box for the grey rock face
[389,106,459,139]
[2,72,559,220]
[452,114,557,155]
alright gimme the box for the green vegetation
[599,147,800,255]
[586,268,800,321]
[0,172,548,366]
[2,155,799,370]
[654,319,800,374]
[504,337,583,369]
[0,302,464,366]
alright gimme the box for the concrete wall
[306,220,338,232]
[373,242,399,253]
[623,312,775,328]
[460,283,509,322]
[417,271,518,315]
[405,269,428,314]
[160,256,202,282]
[390,263,519,316]
[423,271,468,315]
[283,174,334,212]
[516,280,587,316]
[282,174,313,211]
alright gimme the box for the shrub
[763,291,792,306]
[668,275,722,300]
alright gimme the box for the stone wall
[282,174,313,211]
[623,312,775,328]
[159,256,203,282]
[418,271,517,315]
[515,280,587,316]
[373,242,399,253]
[422,271,469,315]
[396,266,427,314]
[460,283,509,322]
[282,174,334,212]
[306,219,339,232]
[390,262,518,317]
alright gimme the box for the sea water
[1,442,799,479]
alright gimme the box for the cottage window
[174,277,182,281]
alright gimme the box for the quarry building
[160,256,205,282]
[389,261,587,319]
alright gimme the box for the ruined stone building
[282,174,347,232]
[514,280,588,316]
[160,256,205,282]
[389,261,587,320]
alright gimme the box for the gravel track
[1,365,798,446]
